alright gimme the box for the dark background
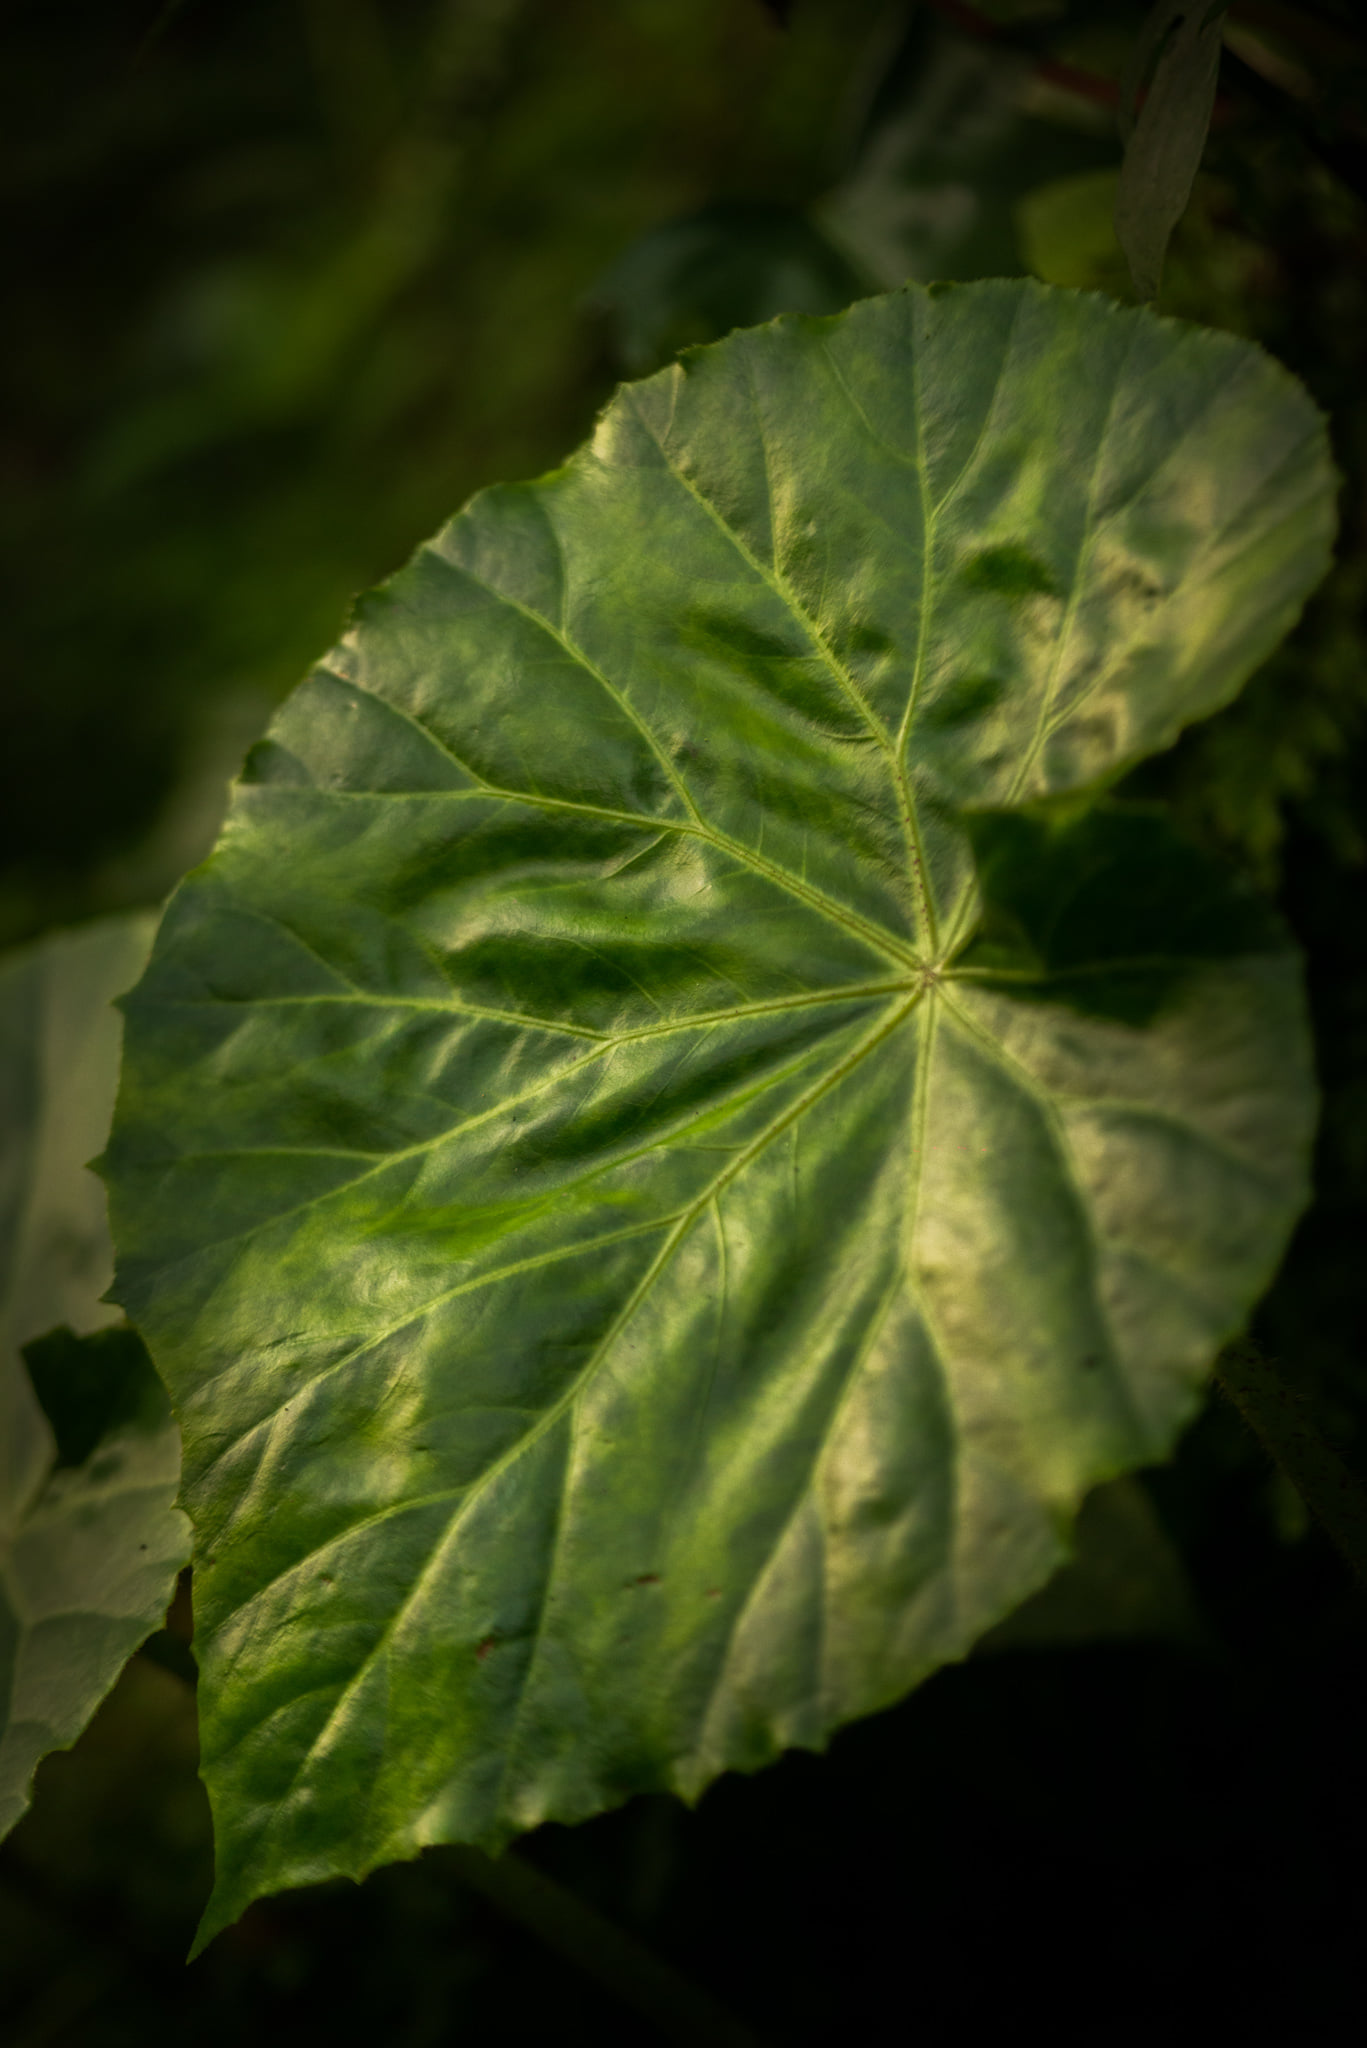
[2,3,1366,2041]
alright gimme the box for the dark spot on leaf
[1082,1354,1101,1370]
[633,1573,661,1586]
[960,543,1059,599]
[320,1573,335,1584]
[239,737,310,788]
[919,672,1007,734]
[705,1588,722,1599]
[476,1637,496,1662]
[1107,561,1164,605]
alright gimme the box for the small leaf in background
[22,1323,176,1474]
[1018,169,1129,295]
[974,1474,1209,1654]
[1115,2,1230,302]
[103,280,1334,1948]
[0,916,190,1842]
[818,18,1117,294]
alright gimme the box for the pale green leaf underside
[0,1389,191,1841]
[104,280,1331,1945]
[1,918,190,1840]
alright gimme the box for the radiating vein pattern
[104,279,1330,1945]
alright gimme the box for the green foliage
[1,0,891,945]
[1115,3,1229,302]
[5,4,1367,2032]
[975,1472,1206,1651]
[816,15,1118,292]
[0,918,189,1842]
[103,278,1333,1943]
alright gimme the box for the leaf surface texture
[103,281,1332,1941]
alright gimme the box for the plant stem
[1217,1337,1367,1585]
[447,1844,765,2048]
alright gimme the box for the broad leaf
[1,917,190,1840]
[103,280,1333,1946]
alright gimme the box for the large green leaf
[104,280,1333,1946]
[1,917,190,1840]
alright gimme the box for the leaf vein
[226,994,921,1839]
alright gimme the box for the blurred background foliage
[3,1,1367,2041]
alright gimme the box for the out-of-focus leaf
[22,1323,175,1474]
[1115,2,1230,301]
[589,203,868,375]
[1,918,150,1534]
[0,917,190,1842]
[975,1474,1209,1652]
[1018,168,1130,293]
[0,1326,190,1845]
[819,21,1116,290]
[104,281,1333,1947]
[1145,562,1367,885]
[590,23,1122,376]
[0,919,154,1361]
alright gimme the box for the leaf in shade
[1115,3,1230,302]
[588,202,868,374]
